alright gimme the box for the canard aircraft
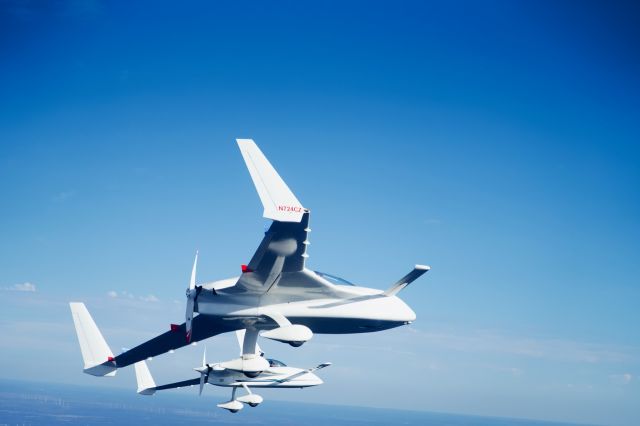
[70,139,430,379]
[134,330,330,413]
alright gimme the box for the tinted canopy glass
[314,271,355,286]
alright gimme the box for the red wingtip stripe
[107,356,115,362]
[241,264,253,273]
[170,324,180,332]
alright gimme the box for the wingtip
[235,137,305,223]
[415,264,431,271]
[236,138,255,146]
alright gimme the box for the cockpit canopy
[267,358,287,367]
[314,271,355,286]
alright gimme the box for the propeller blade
[199,347,208,396]
[185,251,199,343]
[185,297,194,342]
[199,372,205,395]
[189,251,198,291]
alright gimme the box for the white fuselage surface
[197,268,416,336]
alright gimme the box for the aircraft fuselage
[206,366,323,388]
[196,269,416,335]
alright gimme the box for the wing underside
[110,315,235,369]
[230,138,317,294]
[232,212,311,293]
[152,378,202,391]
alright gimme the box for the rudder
[69,302,117,377]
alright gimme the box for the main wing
[232,139,312,293]
[135,359,200,395]
[70,303,234,373]
[113,315,235,369]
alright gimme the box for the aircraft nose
[308,373,323,386]
[385,296,416,323]
[402,303,416,323]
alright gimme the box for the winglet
[134,360,157,395]
[383,265,431,296]
[236,139,305,223]
[69,302,117,377]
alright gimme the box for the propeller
[185,251,201,343]
[193,346,209,396]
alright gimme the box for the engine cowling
[218,355,269,377]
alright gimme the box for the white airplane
[70,139,430,379]
[134,331,330,413]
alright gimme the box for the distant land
[0,380,594,426]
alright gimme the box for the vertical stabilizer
[134,361,157,395]
[69,302,117,376]
[236,139,305,223]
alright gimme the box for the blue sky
[0,1,639,425]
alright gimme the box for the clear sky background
[1,1,639,425]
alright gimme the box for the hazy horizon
[0,378,597,426]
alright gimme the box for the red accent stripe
[170,324,180,332]
[107,356,115,362]
[241,264,253,273]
